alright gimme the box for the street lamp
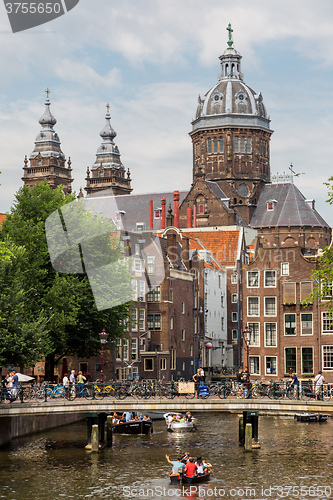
[99,328,109,386]
[243,326,251,397]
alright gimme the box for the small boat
[113,419,153,434]
[169,469,212,484]
[294,413,328,422]
[164,412,196,432]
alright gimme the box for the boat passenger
[202,459,212,470]
[181,453,189,464]
[184,457,198,477]
[125,411,133,421]
[195,457,204,476]
[166,455,185,475]
[179,416,185,423]
[185,412,193,422]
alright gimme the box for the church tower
[190,25,273,224]
[85,104,132,196]
[22,89,73,193]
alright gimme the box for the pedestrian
[314,370,325,400]
[70,369,76,384]
[62,373,69,396]
[290,372,299,398]
[10,370,19,400]
[77,371,86,397]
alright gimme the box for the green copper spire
[226,23,233,48]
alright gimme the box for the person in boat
[166,455,185,475]
[125,411,133,421]
[185,412,193,422]
[195,457,204,476]
[179,415,185,423]
[143,415,153,422]
[202,459,212,471]
[184,457,198,477]
[181,453,189,464]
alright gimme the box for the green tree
[0,181,131,379]
[0,238,49,367]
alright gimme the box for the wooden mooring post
[240,411,261,450]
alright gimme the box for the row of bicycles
[1,379,332,402]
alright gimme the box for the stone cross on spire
[45,87,50,100]
[106,102,110,115]
[226,23,233,48]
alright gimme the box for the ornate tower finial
[106,102,110,115]
[226,23,233,48]
[45,88,50,100]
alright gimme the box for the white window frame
[249,356,260,376]
[247,296,259,317]
[264,270,276,288]
[139,309,145,331]
[264,296,277,317]
[131,338,138,360]
[301,313,313,335]
[247,322,260,347]
[144,358,154,372]
[160,358,167,371]
[147,256,155,275]
[232,312,238,322]
[247,271,259,288]
[322,312,333,334]
[131,309,138,331]
[281,262,289,276]
[265,356,277,376]
[231,293,238,303]
[232,329,238,342]
[231,274,237,284]
[264,322,277,347]
[322,345,333,370]
[182,329,185,341]
[284,313,296,336]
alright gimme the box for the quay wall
[0,413,84,447]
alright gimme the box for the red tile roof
[0,213,7,226]
[182,229,240,267]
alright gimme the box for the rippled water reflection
[0,412,332,499]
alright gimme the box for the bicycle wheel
[83,386,93,399]
[94,386,104,399]
[185,392,195,399]
[35,389,46,401]
[22,387,32,402]
[67,386,76,401]
[117,387,129,400]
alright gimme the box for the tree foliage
[0,181,131,377]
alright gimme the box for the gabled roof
[84,190,187,232]
[250,183,330,229]
[181,227,242,267]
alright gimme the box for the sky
[1,0,333,225]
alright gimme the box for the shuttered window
[283,282,296,304]
[300,282,312,303]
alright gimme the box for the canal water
[0,412,332,500]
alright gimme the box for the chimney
[149,200,153,230]
[173,190,179,228]
[187,206,192,228]
[193,206,197,228]
[167,232,177,266]
[182,236,190,269]
[161,197,166,230]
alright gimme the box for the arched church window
[231,64,235,76]
[240,137,245,153]
[246,138,252,153]
[225,64,229,76]
[207,138,212,154]
[213,137,218,154]
[219,137,224,153]
[234,137,239,153]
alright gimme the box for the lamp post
[99,328,109,386]
[243,326,251,397]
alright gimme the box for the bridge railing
[1,380,332,403]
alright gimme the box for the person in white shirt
[314,371,325,400]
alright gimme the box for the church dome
[193,25,270,132]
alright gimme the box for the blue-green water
[0,412,332,499]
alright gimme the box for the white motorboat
[164,412,196,432]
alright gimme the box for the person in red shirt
[184,458,197,477]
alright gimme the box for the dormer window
[38,160,42,166]
[99,171,104,177]
[267,199,277,211]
